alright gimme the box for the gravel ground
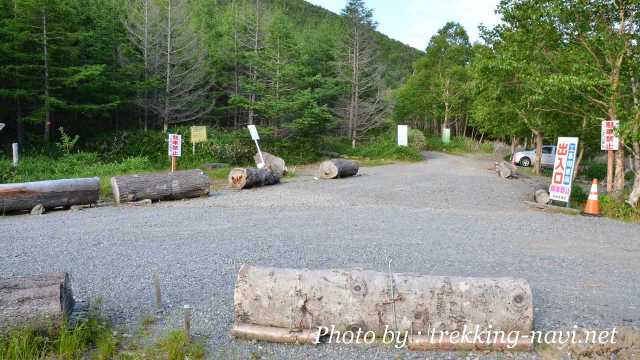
[1,152,639,359]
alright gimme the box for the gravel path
[1,152,638,359]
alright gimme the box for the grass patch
[600,195,640,223]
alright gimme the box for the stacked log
[110,170,210,204]
[232,265,533,350]
[0,273,74,331]
[0,177,100,212]
[255,152,287,177]
[319,159,359,179]
[228,168,280,190]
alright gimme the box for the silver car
[513,145,556,168]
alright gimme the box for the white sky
[305,0,501,50]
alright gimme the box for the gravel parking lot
[1,152,638,359]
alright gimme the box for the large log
[110,170,210,204]
[0,177,99,212]
[319,159,359,179]
[0,273,74,331]
[228,168,280,190]
[233,265,533,346]
[255,152,287,177]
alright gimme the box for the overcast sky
[305,0,501,50]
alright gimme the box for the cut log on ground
[255,152,287,177]
[534,189,551,205]
[0,177,99,212]
[111,170,210,204]
[319,159,359,179]
[233,265,533,349]
[228,168,280,190]
[0,273,74,331]
[495,161,518,179]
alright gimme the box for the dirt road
[1,152,638,359]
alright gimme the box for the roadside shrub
[570,185,588,204]
[601,195,640,223]
[408,129,426,150]
[580,161,607,180]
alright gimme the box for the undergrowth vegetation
[0,307,205,360]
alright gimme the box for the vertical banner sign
[442,128,451,144]
[397,125,408,147]
[549,137,579,203]
[168,134,182,172]
[12,143,18,167]
[601,120,619,151]
[247,125,265,168]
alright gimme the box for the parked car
[513,145,556,168]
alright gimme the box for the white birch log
[0,273,74,331]
[110,170,210,204]
[255,152,287,177]
[319,159,359,179]
[0,177,99,212]
[233,265,533,338]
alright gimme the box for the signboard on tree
[190,126,207,143]
[442,128,451,144]
[397,125,408,146]
[601,120,619,151]
[549,137,579,203]
[168,134,182,157]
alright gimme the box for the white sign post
[12,143,18,167]
[247,125,265,169]
[397,125,408,147]
[168,134,182,172]
[549,137,579,204]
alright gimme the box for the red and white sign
[168,134,182,157]
[601,120,619,151]
[549,137,579,203]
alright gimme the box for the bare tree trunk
[42,8,51,144]
[533,130,543,175]
[163,0,172,133]
[143,0,149,131]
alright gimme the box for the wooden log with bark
[318,159,359,179]
[0,177,100,212]
[255,152,287,177]
[228,168,281,190]
[232,265,533,349]
[110,170,210,204]
[0,273,74,331]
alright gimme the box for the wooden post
[183,304,192,342]
[153,272,162,310]
[171,156,176,172]
[607,150,614,194]
[12,142,18,167]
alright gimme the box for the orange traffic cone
[582,179,601,216]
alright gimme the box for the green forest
[0,0,639,208]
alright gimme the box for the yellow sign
[190,126,207,143]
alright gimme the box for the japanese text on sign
[190,126,207,144]
[601,120,619,151]
[549,137,579,203]
[168,134,182,157]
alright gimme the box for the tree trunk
[613,145,626,201]
[0,273,74,331]
[110,170,210,204]
[254,152,287,177]
[228,168,280,190]
[533,130,543,175]
[42,8,51,144]
[0,177,100,212]
[319,159,359,179]
[233,265,533,338]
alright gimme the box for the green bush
[600,195,640,223]
[570,185,588,204]
[408,129,426,150]
[580,161,607,180]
